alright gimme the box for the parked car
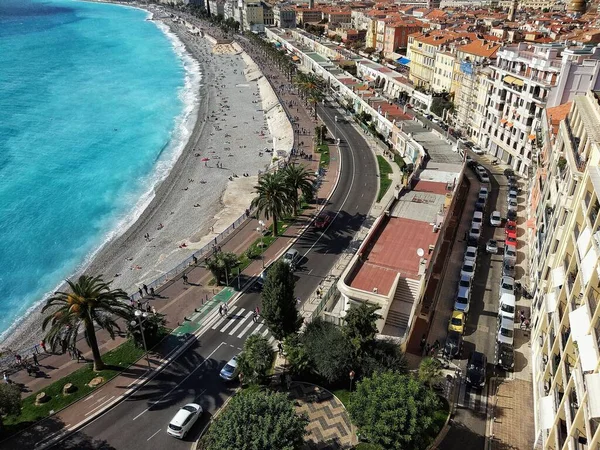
[497,315,515,346]
[461,259,476,279]
[507,199,518,212]
[448,310,465,334]
[500,276,515,296]
[507,190,518,203]
[475,196,486,212]
[498,292,516,320]
[458,274,471,299]
[472,211,484,227]
[472,146,485,155]
[313,211,333,230]
[480,172,490,183]
[469,223,482,242]
[497,343,515,370]
[506,209,517,221]
[505,220,517,236]
[466,351,487,388]
[167,404,202,439]
[504,246,517,264]
[479,187,489,200]
[464,246,478,264]
[444,331,463,359]
[219,355,240,381]
[505,235,518,248]
[502,261,516,278]
[454,289,471,314]
[486,239,498,254]
[490,211,502,227]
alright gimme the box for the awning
[292,56,300,61]
[512,78,524,87]
[581,245,598,287]
[503,75,517,84]
[579,334,599,372]
[569,304,591,342]
[500,118,507,124]
[551,265,566,288]
[527,218,536,228]
[539,395,555,429]
[585,373,600,418]
[507,122,513,127]
[529,134,536,140]
[397,57,411,65]
[577,226,592,258]
[546,290,557,314]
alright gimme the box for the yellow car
[448,310,465,334]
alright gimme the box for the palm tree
[41,275,131,371]
[205,251,239,286]
[418,357,443,389]
[251,172,291,236]
[283,164,315,215]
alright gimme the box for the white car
[455,275,471,313]
[480,172,490,183]
[479,187,489,200]
[472,146,485,155]
[167,403,202,439]
[461,260,476,279]
[469,223,482,242]
[504,246,517,264]
[500,276,515,297]
[472,211,484,227]
[219,355,240,381]
[464,246,477,264]
[486,239,498,254]
[498,293,516,320]
[507,190,518,202]
[497,316,515,346]
[490,211,502,227]
[507,199,518,212]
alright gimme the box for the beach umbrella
[201,157,210,162]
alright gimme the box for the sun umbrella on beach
[201,157,210,162]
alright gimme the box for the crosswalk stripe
[252,323,265,335]
[237,318,258,339]
[229,311,253,335]
[220,308,245,333]
[211,306,237,330]
[268,336,275,345]
[261,328,269,337]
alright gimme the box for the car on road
[490,211,502,227]
[486,239,498,254]
[466,351,487,388]
[502,261,516,278]
[219,355,240,381]
[500,276,515,296]
[497,343,515,370]
[283,248,300,269]
[448,310,465,334]
[461,259,476,279]
[497,315,515,346]
[454,289,470,314]
[469,223,482,242]
[464,246,478,264]
[479,187,489,200]
[472,146,485,155]
[507,199,518,212]
[498,292,516,320]
[505,220,517,236]
[444,331,463,359]
[167,403,202,439]
[313,211,332,230]
[504,246,517,264]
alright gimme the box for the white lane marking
[147,428,161,441]
[228,311,253,336]
[261,328,269,337]
[133,343,226,421]
[238,318,258,339]
[85,396,115,417]
[189,312,201,321]
[83,394,95,402]
[219,308,245,333]
[268,336,275,345]
[211,306,237,329]
[251,323,265,335]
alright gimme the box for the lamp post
[131,309,151,369]
[256,220,266,268]
[349,370,355,392]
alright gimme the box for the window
[552,239,560,254]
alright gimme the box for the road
[56,101,378,449]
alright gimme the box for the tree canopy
[205,251,239,286]
[261,261,302,341]
[348,372,440,450]
[202,389,308,450]
[343,303,380,357]
[238,334,273,385]
[0,383,21,428]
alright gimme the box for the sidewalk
[1,33,341,447]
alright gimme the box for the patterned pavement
[287,382,357,450]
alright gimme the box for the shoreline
[0,4,293,352]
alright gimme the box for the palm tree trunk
[272,215,278,237]
[86,319,105,371]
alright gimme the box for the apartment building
[295,6,322,25]
[480,43,600,176]
[529,91,600,450]
[432,51,456,93]
[243,2,265,31]
[383,20,424,55]
[407,31,461,89]
[273,4,296,28]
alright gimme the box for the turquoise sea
[0,0,198,341]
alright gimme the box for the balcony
[564,118,587,172]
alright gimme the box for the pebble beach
[0,7,293,351]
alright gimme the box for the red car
[314,212,332,230]
[505,221,517,236]
[505,235,518,248]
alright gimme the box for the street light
[131,309,151,369]
[256,219,266,268]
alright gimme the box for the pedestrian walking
[223,303,229,315]
[61,339,68,355]
[219,304,224,317]
[152,305,157,315]
[183,273,189,285]
[146,303,152,313]
[32,353,39,366]
[277,342,284,354]
[76,348,83,362]
[15,354,22,365]
[3,371,9,384]
[137,299,142,310]
[143,284,148,295]
[255,306,260,315]
[150,287,155,297]
[138,288,143,298]
[193,255,198,265]
[252,311,258,323]
[40,340,47,353]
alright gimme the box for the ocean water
[0,0,199,342]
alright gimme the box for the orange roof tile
[457,40,501,58]
[547,102,572,135]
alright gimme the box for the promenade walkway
[1,25,341,448]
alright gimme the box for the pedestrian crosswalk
[457,378,489,415]
[208,306,276,345]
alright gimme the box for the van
[498,293,516,320]
[283,248,300,269]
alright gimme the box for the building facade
[407,31,461,89]
[273,5,296,28]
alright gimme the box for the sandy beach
[0,6,293,351]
